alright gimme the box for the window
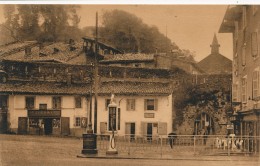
[241,77,247,103]
[0,95,8,110]
[105,99,111,110]
[251,32,258,58]
[126,99,135,111]
[75,117,81,127]
[26,96,35,109]
[144,99,158,111]
[133,63,142,67]
[253,70,259,99]
[234,21,239,41]
[75,96,82,108]
[242,45,246,66]
[232,84,238,102]
[39,104,47,110]
[52,96,61,109]
[242,6,247,30]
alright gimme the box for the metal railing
[95,134,260,157]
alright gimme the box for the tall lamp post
[81,12,99,155]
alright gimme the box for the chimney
[24,47,32,59]
[69,39,76,51]
[39,43,44,50]
[67,73,72,85]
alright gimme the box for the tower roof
[210,33,220,54]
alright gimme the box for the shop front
[26,109,69,135]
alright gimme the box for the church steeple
[210,33,220,54]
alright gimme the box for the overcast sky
[0,4,233,61]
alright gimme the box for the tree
[2,4,83,43]
[99,10,173,53]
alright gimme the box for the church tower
[210,33,220,54]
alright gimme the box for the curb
[77,154,260,161]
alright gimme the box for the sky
[0,4,233,62]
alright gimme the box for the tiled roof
[198,53,232,74]
[0,41,38,57]
[98,81,172,95]
[100,53,154,63]
[1,42,83,63]
[0,81,91,95]
[0,80,172,95]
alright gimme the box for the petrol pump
[106,94,118,155]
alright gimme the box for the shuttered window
[144,99,158,111]
[253,70,259,99]
[126,99,135,111]
[25,96,35,109]
[75,96,82,108]
[232,84,238,102]
[242,46,246,66]
[242,77,247,103]
[52,96,61,109]
[251,32,258,57]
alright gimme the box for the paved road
[0,134,259,166]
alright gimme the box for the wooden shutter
[144,99,147,111]
[126,99,130,111]
[100,122,107,134]
[251,32,258,57]
[154,99,158,111]
[61,117,70,135]
[158,122,167,135]
[140,122,147,136]
[253,71,259,98]
[18,117,28,134]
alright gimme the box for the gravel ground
[0,134,259,166]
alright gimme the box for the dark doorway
[147,123,153,141]
[130,123,135,141]
[44,118,53,135]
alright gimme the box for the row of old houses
[219,5,260,141]
[0,24,233,140]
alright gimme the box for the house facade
[0,59,173,138]
[219,5,260,141]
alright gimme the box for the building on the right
[219,5,260,141]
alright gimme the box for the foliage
[2,4,83,42]
[99,10,176,53]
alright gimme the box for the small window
[126,99,135,111]
[133,63,142,68]
[75,117,81,127]
[144,99,158,111]
[75,96,82,108]
[39,104,47,110]
[26,96,35,109]
[52,96,61,109]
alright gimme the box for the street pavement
[0,134,259,166]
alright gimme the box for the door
[0,112,7,133]
[125,123,135,141]
[61,117,70,136]
[130,123,135,141]
[44,118,53,135]
[147,123,153,141]
[18,117,28,134]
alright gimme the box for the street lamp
[106,94,118,155]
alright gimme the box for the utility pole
[94,12,99,134]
